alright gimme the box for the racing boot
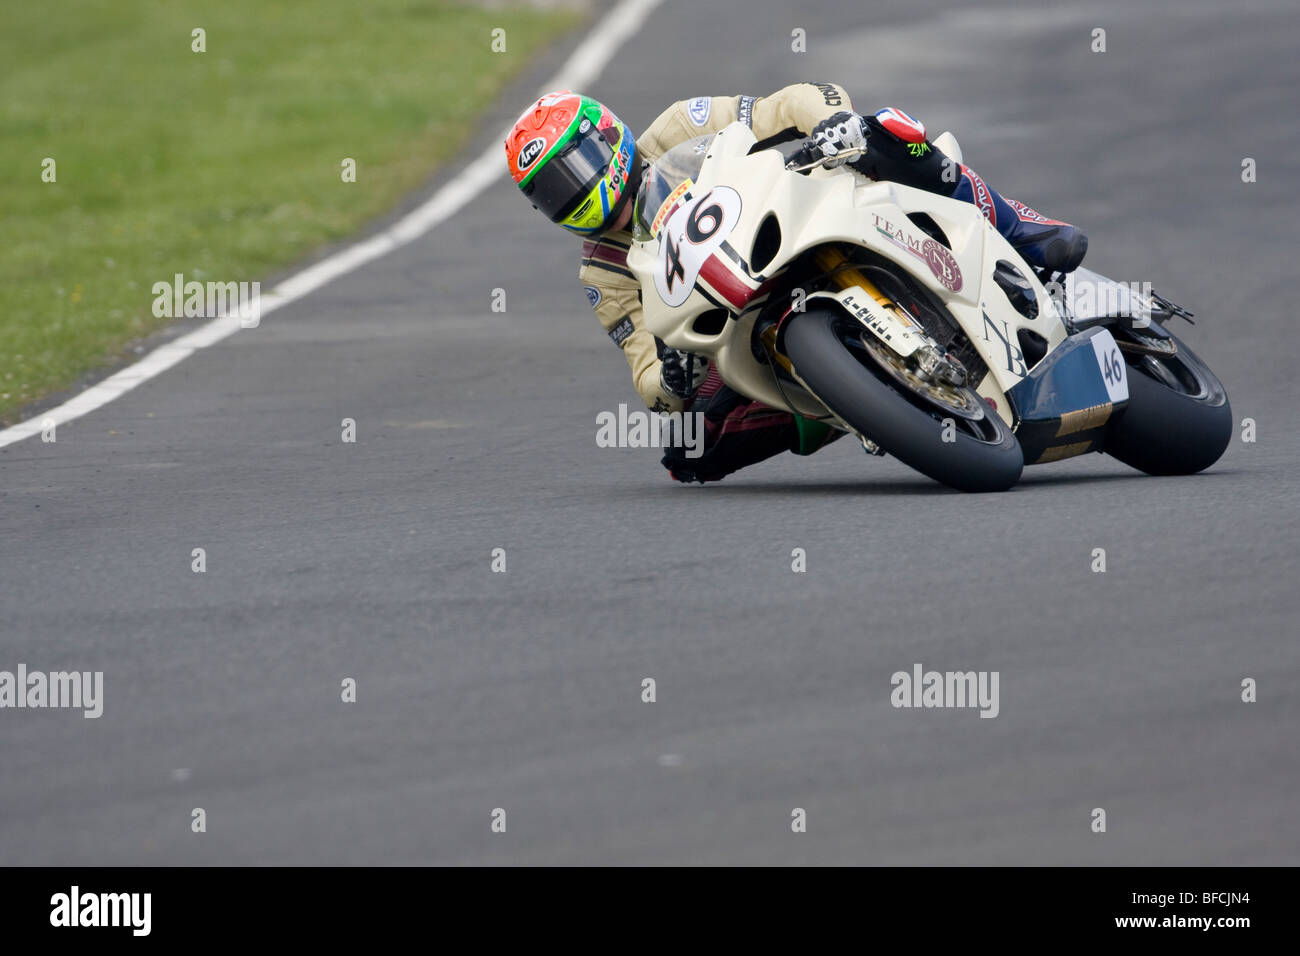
[949,164,1089,273]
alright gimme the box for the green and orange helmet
[505,91,641,236]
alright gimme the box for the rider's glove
[808,111,868,168]
[659,348,710,400]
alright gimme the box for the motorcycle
[625,123,1232,491]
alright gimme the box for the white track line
[0,0,663,449]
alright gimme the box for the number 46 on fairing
[653,186,741,308]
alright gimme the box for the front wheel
[781,307,1023,492]
[1105,329,1231,476]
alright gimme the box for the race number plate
[1090,328,1129,403]
[653,186,741,307]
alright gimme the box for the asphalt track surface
[2,0,1298,865]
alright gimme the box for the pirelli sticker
[650,179,692,238]
[608,315,635,347]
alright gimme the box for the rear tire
[782,307,1023,492]
[1105,332,1231,476]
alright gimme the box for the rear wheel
[782,307,1023,492]
[1105,329,1231,475]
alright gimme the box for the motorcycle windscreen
[633,135,713,241]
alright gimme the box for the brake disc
[856,332,984,421]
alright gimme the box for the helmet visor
[524,128,616,224]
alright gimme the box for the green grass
[0,0,580,422]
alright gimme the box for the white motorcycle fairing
[626,122,1130,465]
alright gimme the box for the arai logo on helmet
[517,137,547,172]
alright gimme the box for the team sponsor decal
[517,136,547,172]
[579,118,592,134]
[841,292,901,343]
[737,95,756,128]
[654,186,742,307]
[608,315,635,346]
[981,311,1028,377]
[584,286,601,308]
[962,166,996,227]
[871,214,964,292]
[1006,197,1065,225]
[650,179,693,237]
[686,96,711,127]
[1056,402,1114,437]
[812,82,843,107]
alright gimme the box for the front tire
[1105,331,1231,476]
[782,307,1023,492]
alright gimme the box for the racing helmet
[505,91,641,235]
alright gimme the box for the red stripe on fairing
[698,254,755,310]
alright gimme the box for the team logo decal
[517,136,547,171]
[872,213,964,293]
[923,239,963,293]
[687,97,711,127]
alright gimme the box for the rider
[505,83,1088,483]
